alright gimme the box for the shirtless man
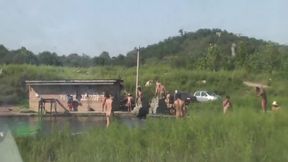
[102,92,109,112]
[155,81,166,99]
[102,93,113,127]
[126,93,133,112]
[222,96,232,114]
[165,93,173,109]
[174,93,185,118]
[136,87,143,106]
[155,80,161,96]
[256,86,267,112]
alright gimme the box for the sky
[0,0,287,56]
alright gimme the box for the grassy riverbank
[15,108,288,162]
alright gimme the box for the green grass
[15,107,288,162]
[0,64,286,161]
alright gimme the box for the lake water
[0,116,145,137]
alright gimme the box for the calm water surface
[0,116,144,137]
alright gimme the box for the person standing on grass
[174,93,185,118]
[222,95,232,114]
[256,86,267,112]
[103,93,113,127]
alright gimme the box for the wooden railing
[38,98,69,115]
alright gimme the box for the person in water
[102,92,113,127]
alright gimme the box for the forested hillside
[1,28,288,72]
[137,29,288,72]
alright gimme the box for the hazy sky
[0,0,287,56]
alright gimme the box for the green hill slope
[136,28,288,72]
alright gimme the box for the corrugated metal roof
[26,80,123,86]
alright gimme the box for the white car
[193,91,220,102]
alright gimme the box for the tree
[0,45,10,64]
[179,29,184,36]
[111,54,126,65]
[79,54,92,67]
[234,41,248,68]
[92,51,111,66]
[206,44,221,71]
[12,47,38,65]
[262,44,281,73]
[38,51,62,66]
[64,53,82,67]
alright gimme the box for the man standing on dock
[126,93,133,112]
[155,81,166,99]
[102,93,113,127]
[136,87,143,107]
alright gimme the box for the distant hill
[1,28,288,72]
[131,28,288,71]
[140,29,264,60]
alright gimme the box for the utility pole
[135,47,140,99]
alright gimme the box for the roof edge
[26,79,123,85]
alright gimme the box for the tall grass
[15,108,288,162]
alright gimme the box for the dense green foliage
[1,64,287,106]
[1,29,287,72]
[16,108,288,162]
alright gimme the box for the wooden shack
[26,80,123,112]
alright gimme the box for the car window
[201,92,207,96]
[207,91,216,96]
[195,92,200,96]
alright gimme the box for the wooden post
[135,47,140,98]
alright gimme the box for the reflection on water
[0,116,145,137]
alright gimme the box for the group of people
[103,81,280,127]
[124,80,187,118]
[67,94,81,111]
[222,86,281,114]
